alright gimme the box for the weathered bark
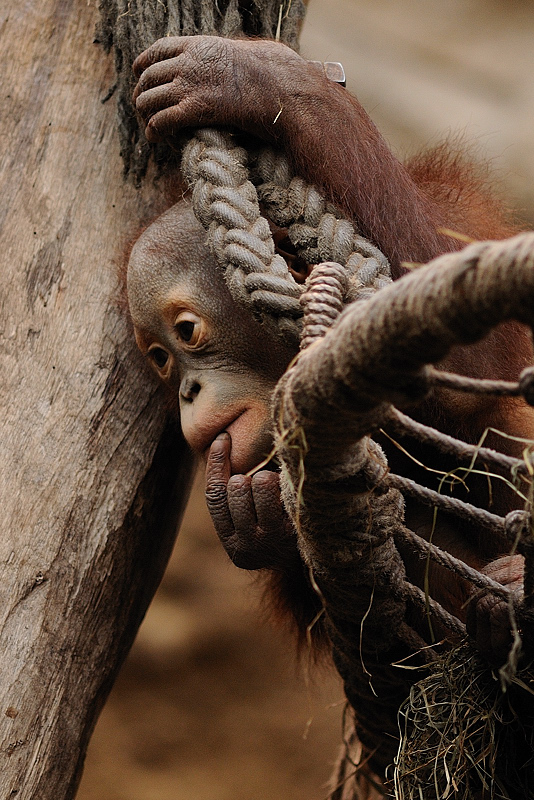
[0,1,192,797]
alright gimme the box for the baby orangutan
[124,34,534,797]
[128,35,533,667]
[127,205,301,559]
[127,200,527,666]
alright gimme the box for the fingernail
[209,432,230,455]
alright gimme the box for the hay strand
[395,642,534,799]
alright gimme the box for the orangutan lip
[224,410,246,435]
[203,411,246,460]
[202,410,279,474]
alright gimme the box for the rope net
[181,128,534,793]
[181,133,534,792]
[273,238,534,797]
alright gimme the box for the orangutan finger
[134,56,185,99]
[135,82,182,124]
[251,471,288,538]
[205,433,234,540]
[132,36,187,79]
[144,96,202,142]
[227,474,258,537]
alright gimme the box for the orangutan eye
[177,320,195,342]
[174,311,204,347]
[149,346,169,369]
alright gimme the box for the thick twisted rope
[181,130,392,339]
[252,146,392,302]
[181,129,303,340]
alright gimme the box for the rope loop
[182,128,304,341]
[252,146,393,303]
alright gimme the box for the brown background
[77,1,534,797]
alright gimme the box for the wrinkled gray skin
[127,202,298,569]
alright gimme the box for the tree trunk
[0,1,192,797]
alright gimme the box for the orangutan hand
[466,554,524,665]
[205,432,298,570]
[132,35,324,144]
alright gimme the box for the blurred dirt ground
[78,1,534,798]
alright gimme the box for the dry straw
[395,643,534,799]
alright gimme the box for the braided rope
[252,146,392,302]
[181,128,303,340]
[180,129,392,340]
